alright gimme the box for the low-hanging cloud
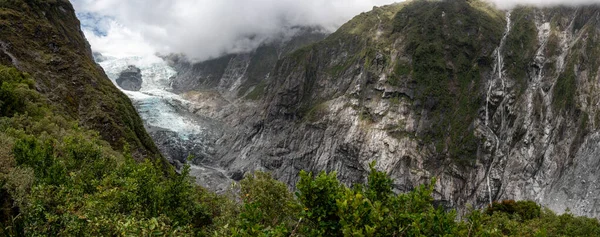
[73,0,399,61]
[72,0,600,61]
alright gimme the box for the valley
[104,0,600,218]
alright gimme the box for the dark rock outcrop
[116,65,143,91]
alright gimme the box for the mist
[73,0,398,61]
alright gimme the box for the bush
[296,170,344,236]
[238,172,300,232]
[13,137,68,186]
[0,66,39,117]
[486,200,541,221]
[365,161,393,203]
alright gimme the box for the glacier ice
[98,55,203,140]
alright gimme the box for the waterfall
[485,10,512,206]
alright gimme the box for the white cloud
[83,20,161,59]
[73,0,399,61]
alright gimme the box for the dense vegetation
[1,64,599,236]
[391,0,505,163]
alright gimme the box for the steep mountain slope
[0,0,159,159]
[170,0,600,217]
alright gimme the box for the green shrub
[296,170,344,236]
[239,172,300,229]
[0,67,39,118]
[13,137,68,186]
[365,161,393,203]
[486,200,541,221]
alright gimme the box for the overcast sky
[72,0,600,61]
[73,0,399,60]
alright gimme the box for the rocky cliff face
[0,0,160,159]
[157,0,600,218]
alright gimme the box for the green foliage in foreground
[1,64,600,236]
[0,65,210,235]
[216,164,600,237]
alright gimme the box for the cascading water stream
[485,10,511,206]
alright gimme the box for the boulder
[116,65,143,91]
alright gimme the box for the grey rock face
[116,65,143,91]
[149,2,600,218]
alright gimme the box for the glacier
[97,54,233,193]
[99,55,203,140]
